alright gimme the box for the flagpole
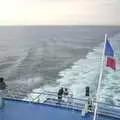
[93,34,107,120]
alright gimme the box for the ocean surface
[0,26,120,105]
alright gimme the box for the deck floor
[0,99,119,120]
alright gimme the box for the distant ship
[0,34,119,120]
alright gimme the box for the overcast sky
[0,0,119,25]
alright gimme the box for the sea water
[0,26,120,105]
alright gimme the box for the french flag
[105,40,116,70]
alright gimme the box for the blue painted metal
[0,98,119,120]
[0,91,120,120]
[0,99,119,120]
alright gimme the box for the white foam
[27,33,120,105]
[100,33,120,104]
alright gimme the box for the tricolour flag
[105,40,116,70]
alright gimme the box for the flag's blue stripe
[105,40,114,57]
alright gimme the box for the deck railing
[3,90,120,119]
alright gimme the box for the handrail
[3,89,120,119]
[4,89,120,107]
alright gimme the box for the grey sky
[0,0,119,25]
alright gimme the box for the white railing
[3,90,120,119]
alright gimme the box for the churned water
[0,26,120,104]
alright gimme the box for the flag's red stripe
[106,57,116,70]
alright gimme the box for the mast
[93,34,107,120]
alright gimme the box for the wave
[27,33,120,105]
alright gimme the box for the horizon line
[0,24,120,27]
